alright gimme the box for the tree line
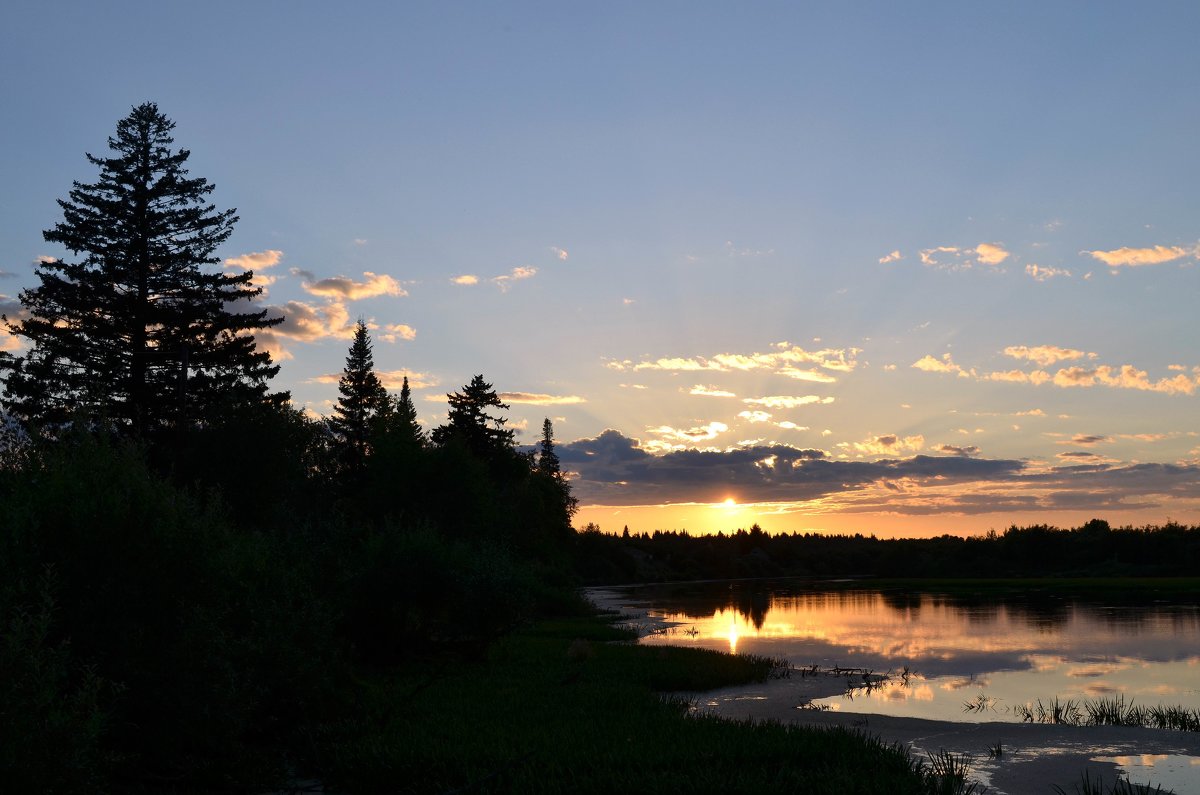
[0,102,583,791]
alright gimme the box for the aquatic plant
[1051,770,1171,794]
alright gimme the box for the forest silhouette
[2,103,1197,792]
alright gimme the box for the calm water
[596,580,1200,724]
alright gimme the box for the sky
[2,2,1198,537]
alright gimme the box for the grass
[1007,695,1200,732]
[310,615,984,794]
[1052,770,1173,794]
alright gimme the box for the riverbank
[697,681,1200,795]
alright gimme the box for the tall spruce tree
[536,417,561,477]
[329,319,387,472]
[431,374,513,458]
[382,375,425,447]
[0,102,281,435]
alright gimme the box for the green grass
[310,616,978,794]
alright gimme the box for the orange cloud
[491,266,537,291]
[224,249,284,270]
[743,395,834,409]
[378,323,416,343]
[912,353,972,377]
[498,392,587,405]
[451,274,479,285]
[689,385,737,397]
[610,343,859,379]
[1082,245,1194,267]
[879,250,902,264]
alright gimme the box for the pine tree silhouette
[329,320,387,473]
[431,374,513,458]
[0,102,281,435]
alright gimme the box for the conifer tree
[536,417,561,477]
[329,320,387,472]
[431,374,513,458]
[385,375,425,446]
[0,102,281,435]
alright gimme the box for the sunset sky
[2,3,1198,537]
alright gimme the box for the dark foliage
[328,320,388,475]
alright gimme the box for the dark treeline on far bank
[575,519,1200,584]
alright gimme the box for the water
[595,580,1200,725]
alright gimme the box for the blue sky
[3,2,1198,535]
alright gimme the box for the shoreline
[586,587,1200,794]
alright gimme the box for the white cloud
[920,246,960,267]
[647,421,729,443]
[610,343,859,379]
[491,265,537,291]
[878,250,903,264]
[1026,263,1071,281]
[550,246,569,261]
[743,395,833,409]
[452,274,479,285]
[843,434,925,456]
[689,385,737,397]
[738,410,773,423]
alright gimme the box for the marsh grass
[1007,694,1200,732]
[313,616,983,794]
[1052,770,1172,794]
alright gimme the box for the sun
[723,497,737,508]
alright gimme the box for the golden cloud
[743,395,833,409]
[611,343,859,379]
[879,250,902,264]
[738,410,773,423]
[974,242,1010,265]
[379,323,416,343]
[911,353,971,377]
[1083,245,1194,267]
[498,392,587,405]
[491,266,537,291]
[311,370,439,391]
[689,385,737,397]
[224,249,284,270]
[843,434,925,456]
[452,274,479,285]
[297,270,405,300]
[1004,345,1095,367]
[647,421,729,443]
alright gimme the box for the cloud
[974,242,1010,266]
[844,434,925,456]
[938,444,980,457]
[920,246,960,267]
[1051,364,1197,395]
[1057,434,1112,447]
[491,266,537,291]
[912,353,971,377]
[919,243,1010,270]
[737,411,773,424]
[1082,245,1195,267]
[35,255,58,265]
[258,299,359,358]
[879,250,903,264]
[550,247,569,261]
[224,249,284,271]
[378,323,416,343]
[0,269,16,278]
[1026,264,1071,281]
[986,369,1052,385]
[1004,345,1095,367]
[915,348,1197,396]
[295,269,405,300]
[452,274,479,285]
[742,395,834,409]
[689,385,737,398]
[646,421,729,445]
[557,429,1028,506]
[498,392,587,405]
[353,238,368,246]
[609,342,859,380]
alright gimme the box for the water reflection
[613,581,1200,724]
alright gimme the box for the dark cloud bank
[557,430,1200,515]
